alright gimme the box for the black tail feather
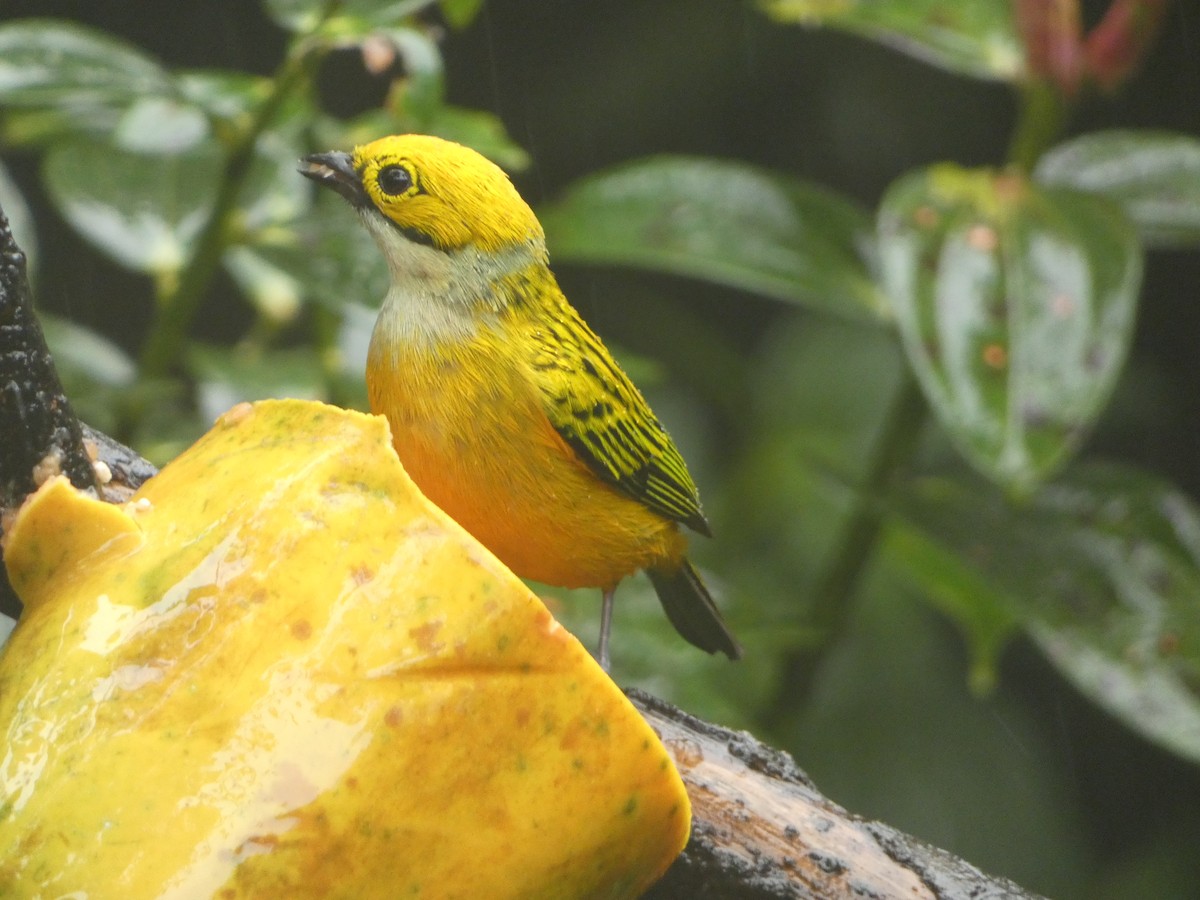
[647,560,741,660]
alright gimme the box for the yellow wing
[521,281,711,537]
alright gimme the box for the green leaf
[881,521,1015,693]
[763,0,1024,81]
[266,0,433,33]
[264,0,327,31]
[41,127,308,276]
[175,70,271,125]
[113,96,210,154]
[438,0,486,28]
[1036,130,1200,248]
[878,164,1142,491]
[1,106,123,147]
[0,20,176,146]
[890,465,1200,764]
[223,247,304,325]
[540,156,884,321]
[42,138,221,276]
[0,19,171,108]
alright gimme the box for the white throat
[362,212,543,348]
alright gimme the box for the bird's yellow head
[300,134,543,254]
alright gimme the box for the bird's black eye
[378,165,414,196]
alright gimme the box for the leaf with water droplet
[888,463,1200,763]
[1036,129,1200,248]
[762,0,1024,81]
[265,0,433,33]
[0,20,170,110]
[43,138,220,276]
[42,130,311,277]
[540,156,884,321]
[879,164,1142,491]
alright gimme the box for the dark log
[0,203,99,617]
[0,208,98,504]
[634,690,1042,899]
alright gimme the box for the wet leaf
[881,520,1016,693]
[0,19,171,109]
[112,95,210,154]
[0,21,176,147]
[175,70,272,126]
[763,0,1024,81]
[878,164,1142,491]
[223,247,304,325]
[42,137,221,275]
[266,0,433,33]
[540,156,884,321]
[888,464,1200,763]
[41,131,308,276]
[1036,130,1200,248]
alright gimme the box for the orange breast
[366,331,686,590]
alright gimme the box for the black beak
[299,151,367,206]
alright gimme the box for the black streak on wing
[532,306,712,537]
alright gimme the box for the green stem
[1006,79,1070,173]
[765,367,927,718]
[138,35,326,379]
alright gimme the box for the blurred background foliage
[1,0,1198,895]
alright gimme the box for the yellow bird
[300,134,740,668]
